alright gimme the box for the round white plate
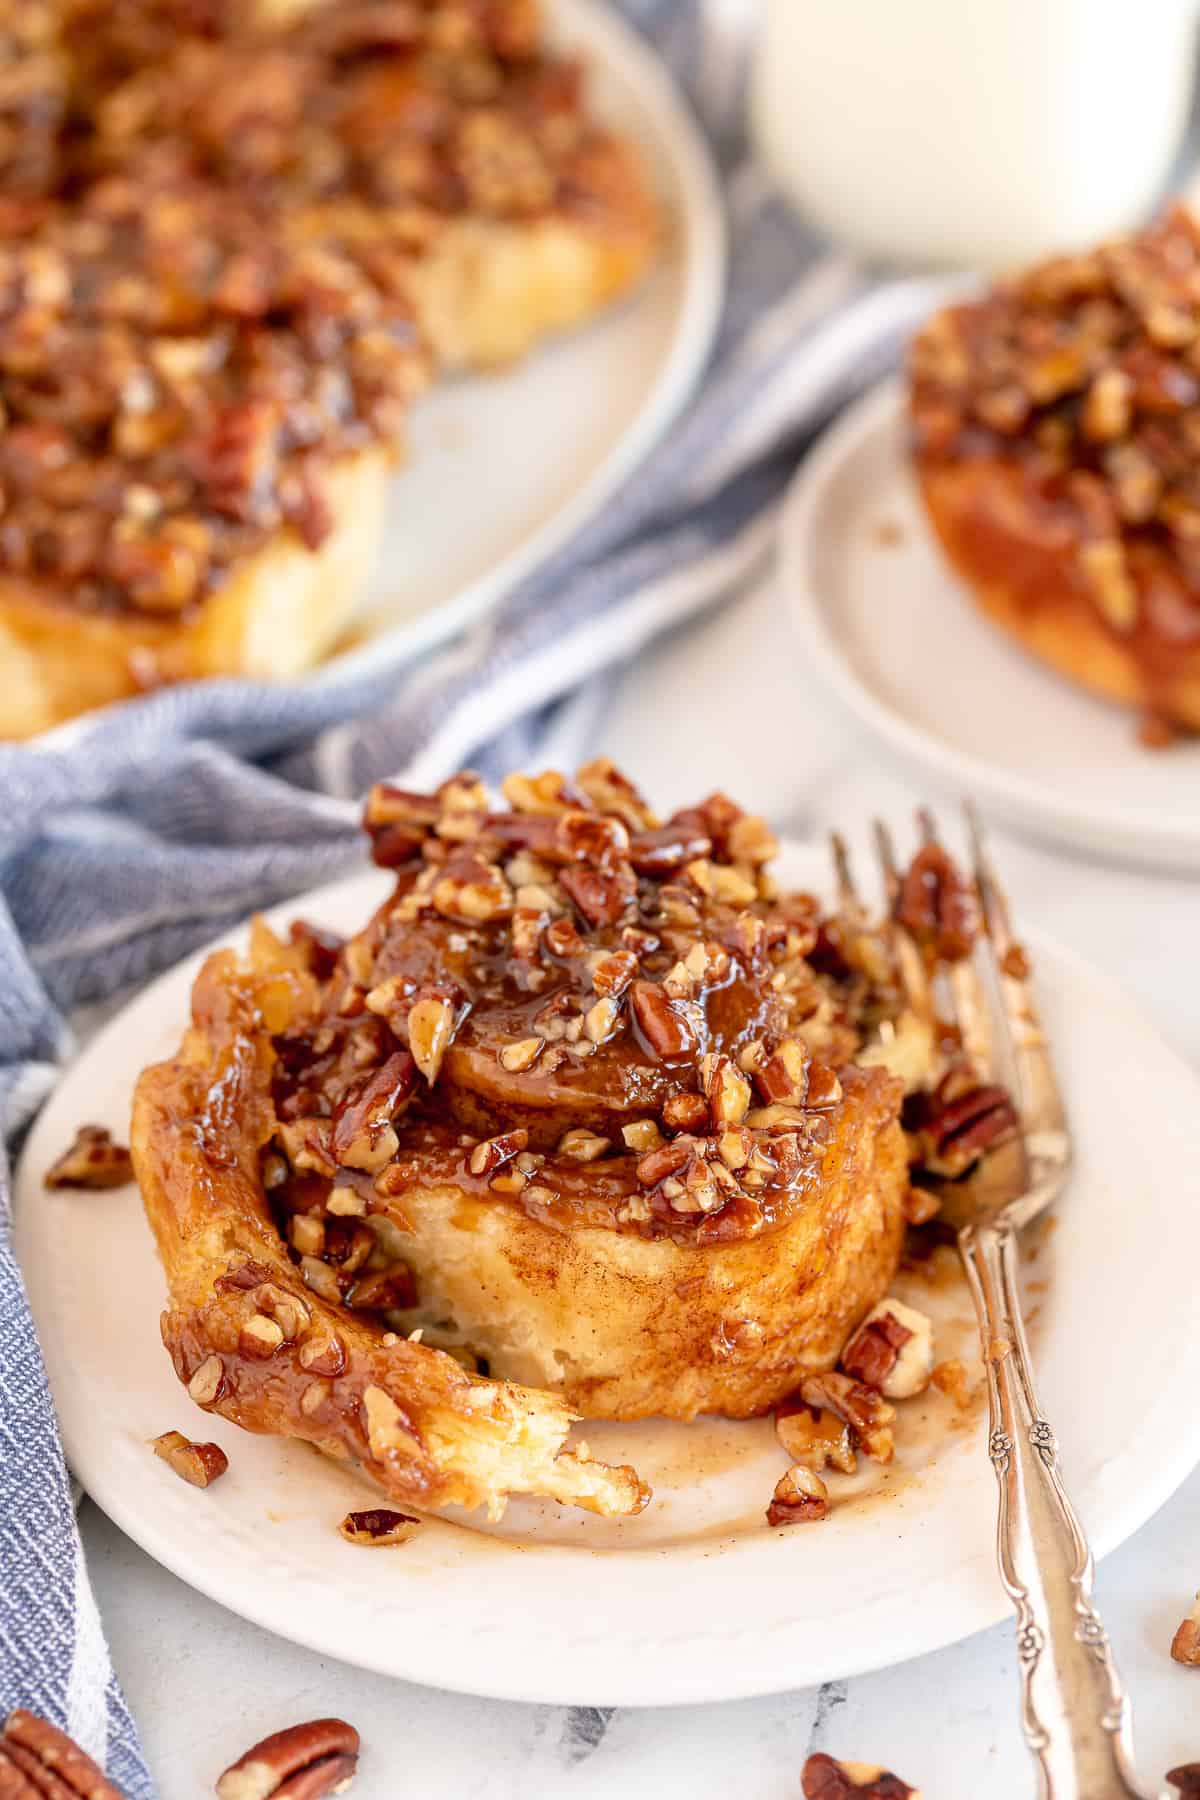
[782,378,1200,873]
[15,847,1200,1707]
[308,0,725,687]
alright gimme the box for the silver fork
[836,807,1154,1800]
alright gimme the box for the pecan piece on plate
[840,1299,934,1400]
[44,1124,133,1190]
[337,1507,420,1547]
[1168,1768,1200,1795]
[152,1430,229,1489]
[774,1400,856,1475]
[802,1752,921,1798]
[215,1718,359,1800]
[766,1464,828,1526]
[1,1710,124,1800]
[801,1372,896,1464]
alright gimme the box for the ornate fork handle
[959,1221,1153,1800]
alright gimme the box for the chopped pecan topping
[261,764,984,1255]
[910,206,1200,652]
[628,979,698,1061]
[330,1051,416,1170]
[44,1124,133,1189]
[0,0,639,619]
[187,1354,225,1406]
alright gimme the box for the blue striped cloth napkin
[0,4,938,1790]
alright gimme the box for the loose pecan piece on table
[216,1719,359,1800]
[44,1125,133,1190]
[802,1752,920,1799]
[0,1710,124,1800]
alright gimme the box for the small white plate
[782,378,1200,873]
[15,847,1200,1706]
[308,0,725,686]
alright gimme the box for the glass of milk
[749,0,1199,268]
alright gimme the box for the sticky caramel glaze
[908,213,1200,732]
[137,765,915,1429]
[273,876,836,1245]
[276,1064,908,1421]
[133,951,649,1520]
[916,458,1200,728]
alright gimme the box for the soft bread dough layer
[133,950,648,1521]
[373,1067,909,1421]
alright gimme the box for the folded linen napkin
[0,5,939,1790]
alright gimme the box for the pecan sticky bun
[909,205,1200,738]
[0,0,658,736]
[133,765,992,1521]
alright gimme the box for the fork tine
[869,817,938,1036]
[912,809,996,1083]
[872,819,900,904]
[964,803,1067,1136]
[829,830,861,914]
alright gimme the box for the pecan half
[766,1464,828,1526]
[329,1051,416,1170]
[628,980,697,1061]
[1168,1767,1200,1796]
[44,1125,133,1190]
[152,1430,229,1488]
[559,862,635,927]
[215,1719,359,1800]
[337,1508,420,1547]
[1,1711,124,1800]
[802,1753,919,1799]
[895,844,977,963]
[908,1071,1018,1177]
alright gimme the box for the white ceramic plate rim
[782,376,1200,869]
[16,851,1200,1707]
[302,0,726,696]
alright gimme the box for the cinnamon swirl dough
[134,766,954,1521]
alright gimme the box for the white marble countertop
[82,566,1200,1799]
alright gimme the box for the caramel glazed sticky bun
[133,763,1007,1523]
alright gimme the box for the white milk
[749,0,1199,268]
